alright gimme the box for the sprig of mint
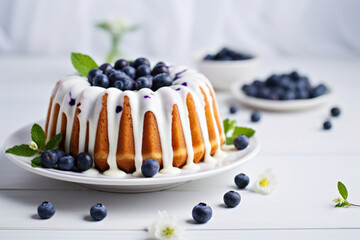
[333,181,360,208]
[5,123,62,168]
[223,119,255,145]
[71,52,99,77]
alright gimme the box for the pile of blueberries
[40,149,93,172]
[242,71,328,100]
[204,47,253,61]
[88,58,173,91]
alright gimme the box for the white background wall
[0,0,360,64]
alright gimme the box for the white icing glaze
[46,66,224,176]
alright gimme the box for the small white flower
[148,211,184,240]
[333,197,344,205]
[29,141,38,151]
[253,169,277,194]
[100,17,131,35]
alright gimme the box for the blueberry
[152,73,173,91]
[87,68,102,85]
[54,149,65,159]
[108,71,128,86]
[141,158,160,177]
[310,84,327,98]
[151,64,169,76]
[229,106,237,114]
[90,203,107,221]
[265,74,281,87]
[331,107,341,117]
[234,173,250,189]
[135,76,152,90]
[113,80,124,90]
[233,135,249,150]
[155,61,166,67]
[251,111,261,122]
[99,63,112,73]
[289,71,300,81]
[223,191,241,208]
[323,120,332,130]
[93,74,110,88]
[257,86,272,99]
[280,90,296,100]
[75,152,93,172]
[37,201,56,219]
[133,57,150,69]
[204,54,213,60]
[114,59,129,70]
[192,203,212,224]
[296,88,310,99]
[58,155,75,171]
[122,66,136,79]
[241,84,258,97]
[105,68,117,78]
[136,65,151,79]
[40,150,58,168]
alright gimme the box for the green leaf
[71,52,98,77]
[45,133,62,150]
[338,181,348,200]
[231,127,256,139]
[31,156,41,168]
[223,119,236,135]
[31,123,45,149]
[5,144,38,157]
[226,137,234,145]
[336,202,351,208]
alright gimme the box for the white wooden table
[1,56,360,239]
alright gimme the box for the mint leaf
[31,156,41,168]
[223,119,236,135]
[6,144,38,157]
[71,52,98,77]
[338,181,348,200]
[45,133,62,150]
[226,137,234,145]
[31,123,45,149]
[231,127,256,139]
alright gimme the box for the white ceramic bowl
[195,49,260,91]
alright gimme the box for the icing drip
[46,66,224,176]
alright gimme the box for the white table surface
[1,56,360,239]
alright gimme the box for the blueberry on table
[58,155,75,171]
[141,159,160,177]
[122,66,136,79]
[152,73,173,91]
[99,63,112,73]
[37,201,56,219]
[135,77,152,90]
[192,203,212,224]
[93,74,110,88]
[331,107,341,117]
[136,65,151,79]
[229,106,238,114]
[234,173,250,189]
[251,111,261,122]
[223,191,241,208]
[90,203,107,221]
[323,120,332,130]
[76,152,93,172]
[40,150,58,168]
[133,57,150,69]
[114,59,129,70]
[87,68,102,85]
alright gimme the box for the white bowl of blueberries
[195,47,260,91]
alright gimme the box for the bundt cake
[45,64,225,176]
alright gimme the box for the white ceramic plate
[231,79,333,112]
[4,121,260,193]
